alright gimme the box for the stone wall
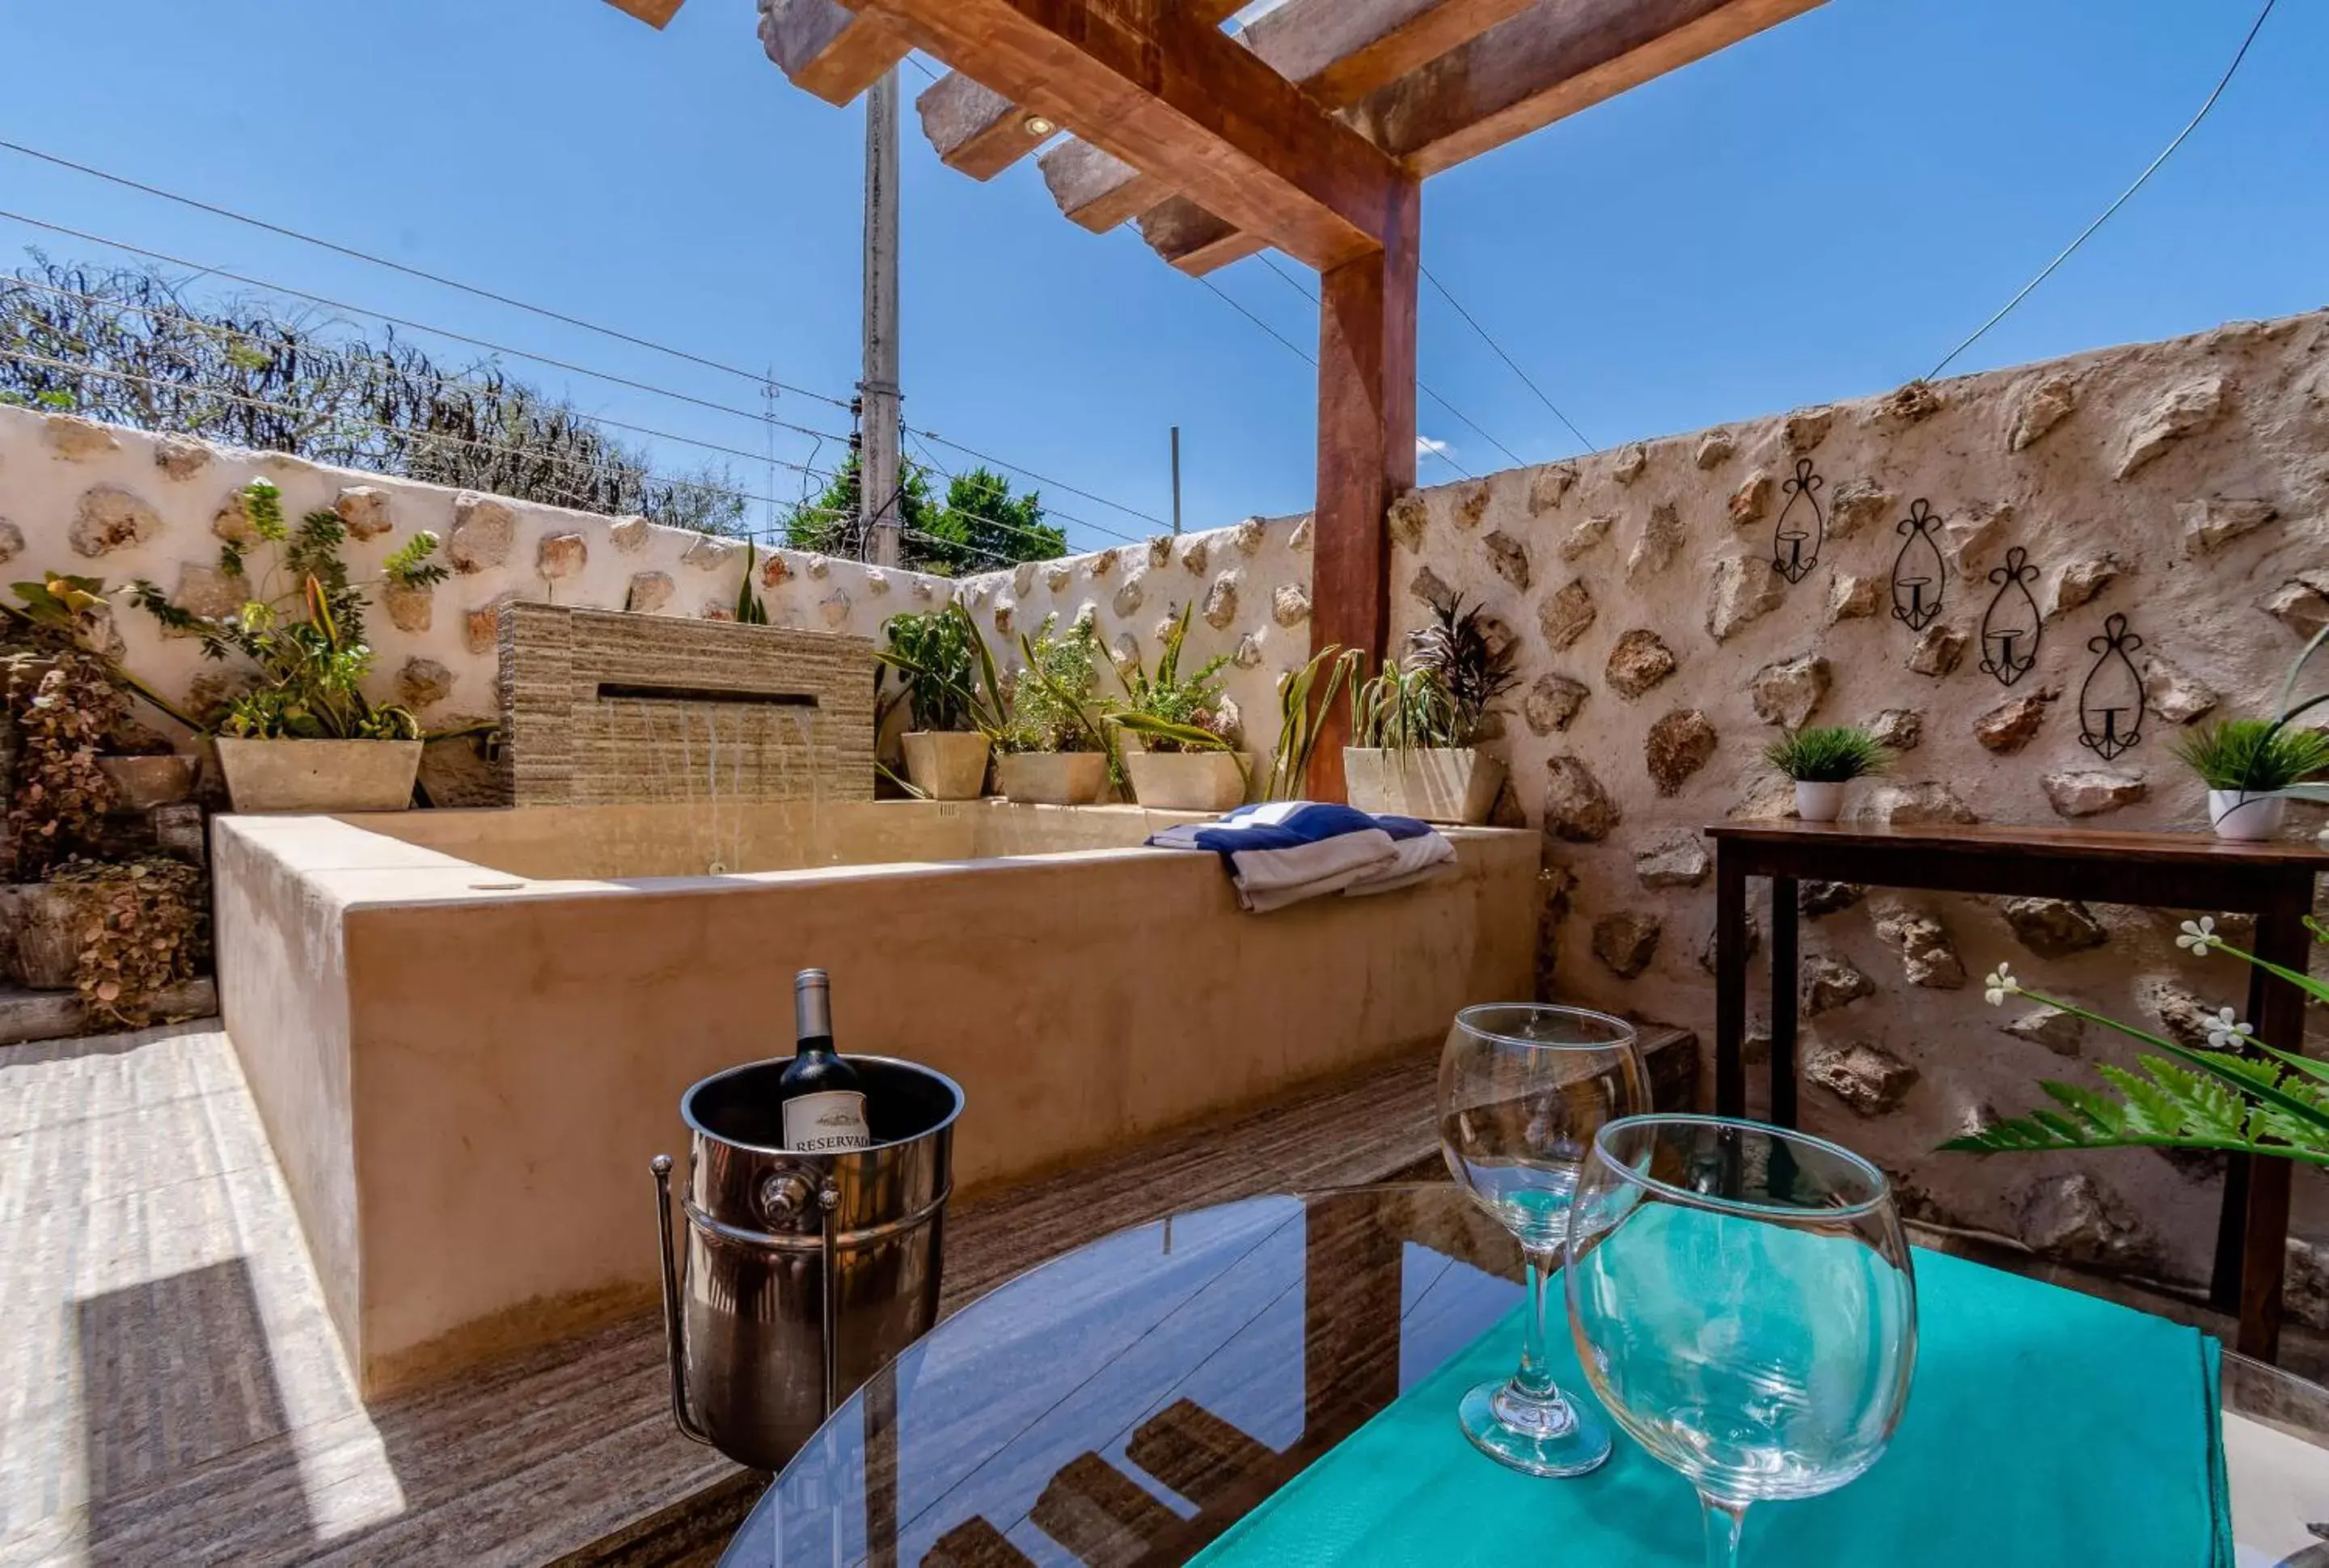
[1390,307,2329,1290]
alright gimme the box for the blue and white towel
[1146,801,1457,912]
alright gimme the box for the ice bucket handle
[649,1155,713,1448]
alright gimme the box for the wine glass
[1437,1003,1648,1477]
[1566,1114,1917,1567]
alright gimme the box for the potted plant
[1762,725,1893,822]
[1104,602,1247,812]
[132,479,446,813]
[1263,644,1360,801]
[877,606,999,800]
[995,615,1110,805]
[1343,598,1515,825]
[2171,717,2329,842]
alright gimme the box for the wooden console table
[1707,820,2328,1361]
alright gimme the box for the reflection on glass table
[718,1185,2329,1568]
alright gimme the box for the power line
[1199,273,1315,366]
[1419,264,1596,453]
[907,427,1162,534]
[1925,0,2278,381]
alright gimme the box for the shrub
[1762,726,1892,784]
[2170,718,2329,792]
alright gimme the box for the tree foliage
[784,451,1064,575]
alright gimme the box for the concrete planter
[1124,750,1248,813]
[98,754,197,809]
[901,731,992,801]
[995,750,1106,806]
[2,882,89,991]
[2208,788,2288,842]
[1794,781,1847,822]
[215,738,423,814]
[1343,747,1503,825]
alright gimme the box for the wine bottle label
[784,1090,872,1154]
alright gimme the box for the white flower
[2204,1008,2255,1051]
[2176,917,2218,954]
[1983,965,2018,1007]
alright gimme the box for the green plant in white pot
[995,614,1110,805]
[133,479,444,813]
[1104,602,1247,812]
[1761,725,1892,822]
[2172,718,2329,842]
[1343,597,1515,825]
[876,604,1000,800]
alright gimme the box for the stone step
[0,977,217,1048]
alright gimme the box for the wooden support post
[1305,180,1418,801]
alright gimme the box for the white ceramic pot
[901,731,992,801]
[1342,747,1504,826]
[1794,780,1847,822]
[97,754,197,810]
[2208,788,2288,842]
[1124,750,1248,813]
[214,738,423,814]
[995,750,1107,806]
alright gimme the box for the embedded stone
[1483,530,1530,590]
[1613,443,1649,484]
[993,600,1016,636]
[2015,1173,2155,1271]
[2145,980,2217,1050]
[761,551,794,589]
[1644,708,1717,795]
[1232,517,1265,555]
[464,593,517,653]
[1802,880,1866,917]
[1148,536,1174,568]
[537,532,587,580]
[2181,497,2278,556]
[678,534,738,573]
[1825,573,1880,624]
[1559,512,1614,561]
[820,589,851,628]
[171,562,245,621]
[1203,570,1240,630]
[212,493,261,545]
[0,520,22,567]
[1044,561,1072,591]
[1858,782,1976,827]
[2004,1007,2085,1058]
[1271,583,1312,628]
[610,515,650,552]
[1706,555,1785,642]
[1749,653,1830,729]
[1730,777,1796,822]
[625,572,675,615]
[1634,834,1711,890]
[2007,371,2078,452]
[2115,374,2227,478]
[1114,568,1147,619]
[2141,654,2217,725]
[1386,490,1428,550]
[1537,579,1596,652]
[1606,628,1678,699]
[1526,463,1578,514]
[1872,900,1966,988]
[383,581,433,632]
[1699,909,1760,974]
[1087,547,1117,578]
[1289,514,1313,552]
[1002,560,1030,597]
[445,492,518,573]
[396,657,454,711]
[1455,483,1490,530]
[70,486,163,556]
[2001,897,2108,959]
[1591,911,1663,978]
[1726,468,1773,528]
[1694,433,1735,470]
[1806,1042,1917,1116]
[1826,477,1895,541]
[1875,379,1943,426]
[1151,613,1178,647]
[805,553,832,579]
[1866,708,1923,751]
[1946,500,2014,582]
[1410,564,1457,615]
[1177,537,1208,576]
[335,486,395,540]
[2263,577,2329,642]
[1232,631,1264,670]
[911,578,940,603]
[1625,502,1684,582]
[2051,553,2120,616]
[154,433,211,480]
[43,415,119,461]
[1072,602,1099,634]
[701,602,736,622]
[1783,406,1834,451]
[1543,756,1620,843]
[1908,622,1966,677]
[1111,632,1140,674]
[1802,955,1875,1017]
[2042,768,2147,818]
[1972,687,2058,754]
[1523,674,1589,736]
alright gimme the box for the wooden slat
[835,0,1408,270]
[600,0,685,27]
[1136,197,1267,277]
[1037,140,1164,234]
[759,0,912,108]
[1029,1452,1181,1562]
[1126,1399,1278,1509]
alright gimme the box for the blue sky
[2,0,2320,556]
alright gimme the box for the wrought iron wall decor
[2077,613,2145,761]
[1978,546,2043,687]
[1771,459,1824,585]
[1890,499,1946,632]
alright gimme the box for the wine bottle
[780,969,873,1153]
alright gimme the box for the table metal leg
[1771,877,1799,1131]
[2230,892,2310,1362]
[1715,849,1746,1118]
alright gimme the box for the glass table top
[721,1184,2329,1567]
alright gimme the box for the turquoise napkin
[1192,1248,2230,1566]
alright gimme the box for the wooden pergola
[605,0,1824,793]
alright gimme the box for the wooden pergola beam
[600,0,685,27]
[1038,141,1166,235]
[831,0,1409,271]
[1137,198,1266,277]
[759,0,911,108]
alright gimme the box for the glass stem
[1515,1248,1559,1397]
[1699,1492,1746,1568]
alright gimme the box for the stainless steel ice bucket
[650,1054,962,1471]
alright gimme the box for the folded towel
[1148,801,1456,911]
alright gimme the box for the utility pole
[860,68,903,566]
[1169,425,1182,535]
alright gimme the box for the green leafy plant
[1003,615,1108,755]
[733,541,771,625]
[874,602,1009,740]
[1350,658,1456,751]
[1264,645,1361,801]
[53,856,208,1028]
[1408,595,1518,746]
[1762,725,1894,784]
[1104,602,1239,757]
[2170,717,2329,792]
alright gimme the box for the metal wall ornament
[1890,499,1946,632]
[1978,546,2044,687]
[1770,458,1825,585]
[2078,613,2145,761]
